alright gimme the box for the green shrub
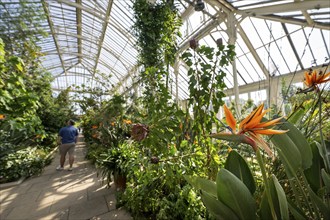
[0,146,50,183]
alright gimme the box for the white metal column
[227,12,240,116]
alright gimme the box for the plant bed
[0,146,58,185]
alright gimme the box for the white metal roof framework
[1,0,329,104]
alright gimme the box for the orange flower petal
[312,70,317,84]
[253,129,288,135]
[304,72,311,86]
[224,105,236,133]
[319,71,330,83]
[254,116,284,129]
[245,109,270,129]
[239,103,264,130]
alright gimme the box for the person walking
[57,119,79,171]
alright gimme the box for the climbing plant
[132,0,182,114]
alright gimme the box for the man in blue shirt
[57,119,79,171]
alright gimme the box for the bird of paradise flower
[211,103,288,157]
[298,68,330,93]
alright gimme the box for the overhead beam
[178,13,226,54]
[54,72,92,78]
[41,0,66,75]
[48,50,126,82]
[111,18,137,46]
[301,10,314,26]
[209,0,330,30]
[237,23,269,79]
[111,65,139,93]
[52,87,111,95]
[180,4,194,20]
[57,0,104,20]
[223,64,326,96]
[76,0,82,63]
[257,14,329,30]
[209,0,236,12]
[281,23,304,70]
[53,62,79,78]
[46,27,135,71]
[241,1,329,16]
[80,57,124,82]
[93,0,113,77]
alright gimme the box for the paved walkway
[0,135,132,220]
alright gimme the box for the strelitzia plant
[185,100,330,219]
[211,103,287,157]
[210,104,288,219]
[301,68,330,93]
[301,68,330,171]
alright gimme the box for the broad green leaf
[271,133,301,179]
[272,175,289,220]
[316,140,330,172]
[216,169,256,220]
[304,142,325,193]
[201,190,239,220]
[307,186,330,220]
[184,175,216,197]
[287,108,304,125]
[321,169,330,193]
[276,119,312,170]
[224,150,256,194]
[259,176,289,220]
[260,190,272,220]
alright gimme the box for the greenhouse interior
[0,0,330,219]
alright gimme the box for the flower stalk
[256,149,278,220]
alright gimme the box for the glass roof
[0,0,329,101]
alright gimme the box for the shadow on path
[0,134,132,220]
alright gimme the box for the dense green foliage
[82,18,235,220]
[80,0,236,219]
[0,37,74,182]
[0,1,75,183]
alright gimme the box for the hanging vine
[132,0,182,114]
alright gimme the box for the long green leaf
[276,119,312,170]
[184,175,217,197]
[201,190,239,220]
[270,133,302,179]
[321,169,330,193]
[272,175,289,220]
[304,142,324,193]
[316,140,330,172]
[287,108,305,125]
[216,169,256,220]
[260,190,272,220]
[224,150,256,194]
[259,176,289,220]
